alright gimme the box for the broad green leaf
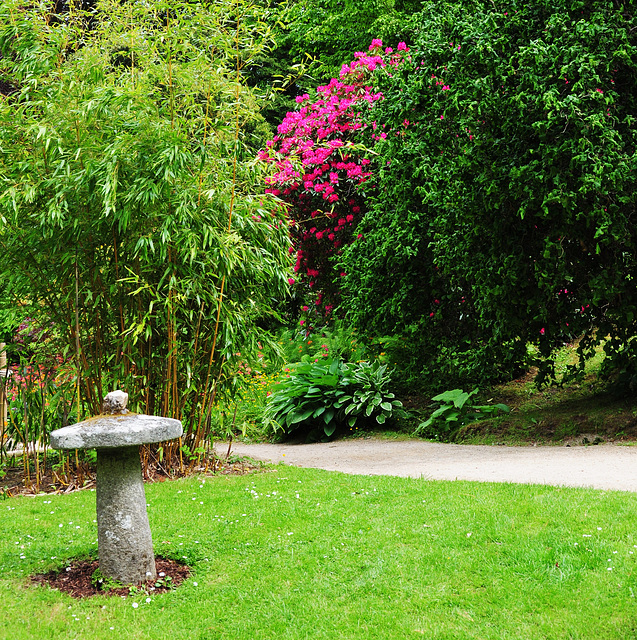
[323,422,337,437]
[432,389,465,403]
[288,407,315,424]
[344,403,358,415]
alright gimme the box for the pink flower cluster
[6,355,72,403]
[259,39,409,319]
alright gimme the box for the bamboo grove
[0,0,291,483]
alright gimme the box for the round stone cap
[50,413,183,450]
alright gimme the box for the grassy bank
[2,466,637,639]
[456,360,637,446]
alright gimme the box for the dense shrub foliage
[340,0,637,389]
[260,42,409,321]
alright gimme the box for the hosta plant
[263,359,402,440]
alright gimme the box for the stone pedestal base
[96,446,157,584]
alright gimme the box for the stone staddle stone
[102,389,129,414]
[50,412,182,585]
[50,413,182,450]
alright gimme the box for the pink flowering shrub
[259,40,409,322]
[3,319,76,433]
[6,356,72,402]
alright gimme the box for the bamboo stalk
[196,9,244,444]
[75,257,81,424]
[167,8,174,130]
[34,447,40,491]
[23,436,30,484]
[113,229,125,368]
[197,82,213,207]
[0,343,6,464]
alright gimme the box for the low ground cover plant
[415,388,510,441]
[262,358,403,440]
[216,336,632,446]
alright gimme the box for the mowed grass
[2,467,637,639]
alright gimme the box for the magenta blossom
[259,40,409,316]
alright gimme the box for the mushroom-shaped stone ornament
[50,391,182,584]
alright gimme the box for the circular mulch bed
[31,557,190,598]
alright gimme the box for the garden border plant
[262,357,403,440]
[259,39,410,322]
[415,388,510,442]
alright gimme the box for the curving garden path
[223,439,637,492]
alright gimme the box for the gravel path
[223,439,637,492]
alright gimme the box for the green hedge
[341,0,637,390]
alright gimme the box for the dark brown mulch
[31,557,190,599]
[1,455,265,497]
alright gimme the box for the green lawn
[2,467,637,639]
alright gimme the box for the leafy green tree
[281,0,421,81]
[248,0,422,126]
[0,0,291,447]
[340,0,637,390]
